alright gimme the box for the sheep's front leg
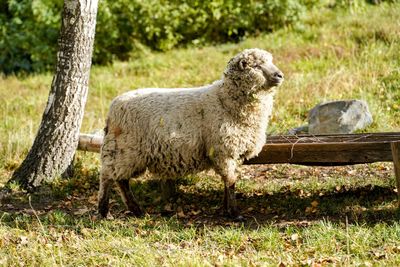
[116,179,143,216]
[224,182,238,218]
[215,158,242,219]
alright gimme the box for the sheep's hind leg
[116,179,143,216]
[98,170,114,218]
[160,178,177,202]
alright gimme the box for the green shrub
[3,0,394,74]
[0,0,312,74]
[93,0,309,65]
[0,0,61,74]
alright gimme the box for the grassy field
[1,2,400,266]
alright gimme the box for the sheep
[98,48,284,218]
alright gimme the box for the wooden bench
[78,132,400,201]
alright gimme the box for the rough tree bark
[9,0,99,190]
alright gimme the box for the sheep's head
[224,48,284,95]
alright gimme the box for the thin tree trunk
[9,0,98,190]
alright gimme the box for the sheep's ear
[238,58,248,71]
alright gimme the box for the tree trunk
[9,0,98,190]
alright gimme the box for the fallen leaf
[291,233,299,241]
[19,236,29,246]
[73,207,90,216]
[164,203,173,211]
[80,228,91,237]
[311,200,319,207]
[153,196,162,204]
[177,210,186,218]
[191,210,201,216]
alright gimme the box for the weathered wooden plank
[266,132,400,144]
[391,142,400,203]
[78,134,103,153]
[245,142,393,165]
[78,133,399,165]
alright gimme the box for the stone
[308,100,373,134]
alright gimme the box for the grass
[1,2,400,266]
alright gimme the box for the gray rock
[308,100,373,134]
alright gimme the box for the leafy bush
[0,0,321,74]
[1,0,311,74]
[95,0,307,63]
[0,0,61,74]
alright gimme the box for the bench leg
[390,142,400,206]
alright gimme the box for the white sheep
[98,48,284,218]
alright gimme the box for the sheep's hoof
[99,208,109,218]
[124,210,144,217]
[233,215,245,222]
[223,209,245,222]
[126,207,144,217]
[225,213,245,222]
[125,210,144,217]
[98,212,114,220]
[106,213,115,220]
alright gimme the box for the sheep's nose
[274,71,284,79]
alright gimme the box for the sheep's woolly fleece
[100,48,283,187]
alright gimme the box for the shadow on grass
[1,177,399,229]
[162,183,400,227]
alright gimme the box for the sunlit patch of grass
[1,211,400,266]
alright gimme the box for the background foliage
[0,0,62,73]
[0,0,336,74]
[0,0,395,74]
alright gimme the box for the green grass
[1,208,400,266]
[1,2,400,266]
